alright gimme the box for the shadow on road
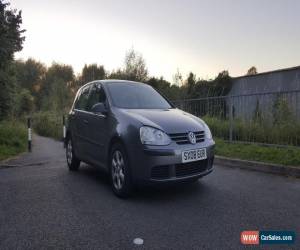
[73,163,211,203]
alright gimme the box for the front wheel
[66,137,80,171]
[110,143,133,198]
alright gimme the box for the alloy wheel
[111,150,125,190]
[66,140,73,166]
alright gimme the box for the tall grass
[202,115,300,146]
[0,120,27,161]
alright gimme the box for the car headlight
[140,126,171,145]
[203,123,213,139]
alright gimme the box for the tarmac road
[0,135,299,250]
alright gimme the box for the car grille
[168,131,205,145]
[151,165,169,179]
[150,159,208,180]
[175,159,208,177]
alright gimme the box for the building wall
[230,66,300,95]
[228,67,300,121]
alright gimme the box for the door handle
[83,119,89,124]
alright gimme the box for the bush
[202,115,229,140]
[202,115,300,146]
[0,120,27,160]
[32,111,63,140]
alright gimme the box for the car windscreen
[106,82,173,109]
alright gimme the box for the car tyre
[66,136,80,171]
[109,143,133,198]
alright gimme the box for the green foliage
[0,120,27,160]
[80,64,106,84]
[123,48,148,82]
[108,68,125,80]
[247,66,257,75]
[14,58,46,95]
[202,115,300,146]
[32,112,63,140]
[108,49,148,82]
[186,72,196,96]
[210,70,232,96]
[0,0,25,67]
[272,95,294,125]
[13,88,34,116]
[0,64,16,119]
[215,138,300,166]
[0,0,25,121]
[39,63,75,112]
[202,116,230,139]
[180,71,233,100]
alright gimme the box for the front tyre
[66,137,80,171]
[110,143,133,198]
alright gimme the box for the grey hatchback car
[66,80,215,197]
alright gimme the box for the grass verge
[0,121,27,161]
[215,138,300,166]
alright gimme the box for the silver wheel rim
[111,150,125,190]
[67,140,72,165]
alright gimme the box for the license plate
[182,148,207,163]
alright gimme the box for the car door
[85,83,109,167]
[72,84,92,161]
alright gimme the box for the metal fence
[172,90,300,147]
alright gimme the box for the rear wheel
[109,143,133,198]
[66,137,80,171]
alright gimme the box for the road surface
[0,135,299,249]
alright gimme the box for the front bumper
[126,139,215,184]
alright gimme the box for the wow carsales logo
[241,231,295,245]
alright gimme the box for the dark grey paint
[67,80,215,183]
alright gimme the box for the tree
[211,70,232,96]
[80,64,106,84]
[0,0,25,119]
[123,48,148,82]
[173,68,183,86]
[147,77,160,89]
[0,1,25,67]
[40,63,75,112]
[14,58,46,95]
[13,88,34,116]
[108,68,125,80]
[186,72,196,97]
[247,66,257,75]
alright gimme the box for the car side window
[87,83,107,111]
[75,85,91,111]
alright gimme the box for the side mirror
[91,103,108,116]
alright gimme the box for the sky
[11,0,300,82]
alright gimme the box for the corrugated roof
[234,65,300,79]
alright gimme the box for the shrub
[32,111,63,140]
[202,115,300,146]
[0,120,27,160]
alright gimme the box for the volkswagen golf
[66,80,215,197]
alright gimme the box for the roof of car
[79,80,147,91]
[78,79,147,91]
[100,80,144,85]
